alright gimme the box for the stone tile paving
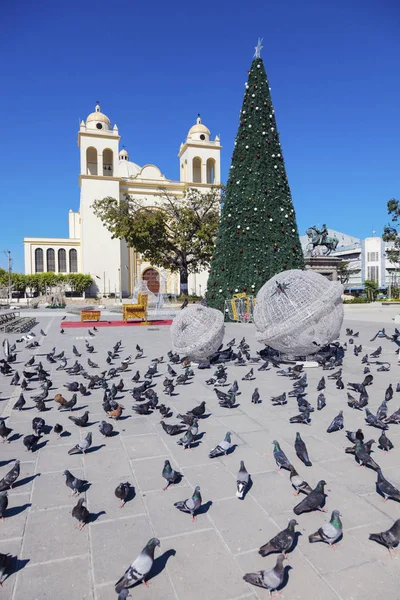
[0,307,399,599]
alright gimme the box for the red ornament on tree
[240,249,243,253]
[281,229,285,233]
[243,287,247,291]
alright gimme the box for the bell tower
[178,115,222,185]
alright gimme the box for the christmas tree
[207,41,304,311]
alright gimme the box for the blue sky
[1,0,399,272]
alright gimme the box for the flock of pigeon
[0,321,400,597]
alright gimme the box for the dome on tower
[119,148,129,160]
[86,104,111,131]
[187,115,210,141]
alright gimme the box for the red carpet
[62,319,172,328]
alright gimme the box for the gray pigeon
[115,538,160,593]
[177,429,194,449]
[259,519,298,557]
[63,470,88,495]
[209,432,232,458]
[272,440,291,470]
[309,510,342,546]
[68,432,92,455]
[0,460,20,491]
[369,518,400,556]
[293,480,326,514]
[162,460,182,490]
[288,465,313,496]
[0,552,11,585]
[294,432,312,466]
[236,461,250,499]
[378,431,394,452]
[327,411,344,433]
[72,497,90,530]
[0,491,8,520]
[115,482,131,508]
[174,485,202,520]
[376,468,400,501]
[243,554,287,593]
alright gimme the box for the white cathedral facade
[24,105,222,297]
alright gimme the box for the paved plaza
[0,304,400,599]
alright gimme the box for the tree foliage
[206,56,304,310]
[364,279,379,301]
[383,198,400,268]
[0,271,93,295]
[92,186,222,294]
[337,261,361,285]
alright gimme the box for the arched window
[192,157,202,183]
[35,248,44,273]
[46,248,55,272]
[206,158,215,184]
[69,249,78,273]
[103,149,113,176]
[86,147,98,175]
[58,249,67,273]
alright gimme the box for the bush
[343,297,370,304]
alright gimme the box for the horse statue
[306,226,339,256]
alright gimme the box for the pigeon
[327,411,344,433]
[385,384,394,402]
[271,392,287,406]
[259,520,298,557]
[289,409,311,425]
[385,408,400,424]
[378,431,394,451]
[59,394,78,411]
[13,393,26,411]
[174,486,202,520]
[354,439,380,470]
[293,480,327,514]
[88,329,95,337]
[288,465,313,496]
[115,538,160,593]
[369,519,400,556]
[107,404,124,419]
[10,372,20,386]
[236,460,250,499]
[177,429,194,449]
[68,432,92,455]
[346,429,364,444]
[251,388,261,404]
[317,377,325,391]
[72,497,90,530]
[273,440,291,470]
[162,460,182,490]
[88,358,98,368]
[23,433,41,452]
[32,417,45,436]
[209,431,232,458]
[294,432,312,466]
[317,393,326,410]
[63,470,88,495]
[99,421,114,437]
[376,468,400,501]
[242,368,254,381]
[0,491,8,520]
[64,382,79,392]
[0,552,11,584]
[68,411,89,427]
[0,460,20,490]
[309,510,342,546]
[160,421,186,436]
[365,408,388,430]
[115,482,131,507]
[0,420,12,442]
[376,400,388,421]
[187,401,206,418]
[243,554,287,594]
[72,345,81,357]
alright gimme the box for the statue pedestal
[304,256,341,281]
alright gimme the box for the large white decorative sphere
[254,269,344,357]
[170,305,225,361]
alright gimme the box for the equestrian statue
[306,224,339,256]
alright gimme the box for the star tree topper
[254,38,263,59]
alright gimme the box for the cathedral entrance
[142,268,160,294]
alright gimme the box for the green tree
[382,198,400,293]
[364,279,379,302]
[65,273,94,295]
[92,186,222,295]
[206,52,304,310]
[337,261,361,285]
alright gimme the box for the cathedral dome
[187,115,210,141]
[116,159,141,178]
[86,104,111,131]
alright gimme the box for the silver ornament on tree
[253,269,343,358]
[170,305,225,361]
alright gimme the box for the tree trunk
[179,267,189,296]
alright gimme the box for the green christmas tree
[207,42,304,311]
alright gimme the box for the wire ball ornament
[171,305,225,361]
[253,269,344,357]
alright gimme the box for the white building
[301,229,398,290]
[24,105,222,297]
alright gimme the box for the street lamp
[118,268,122,303]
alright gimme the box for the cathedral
[23,105,222,297]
